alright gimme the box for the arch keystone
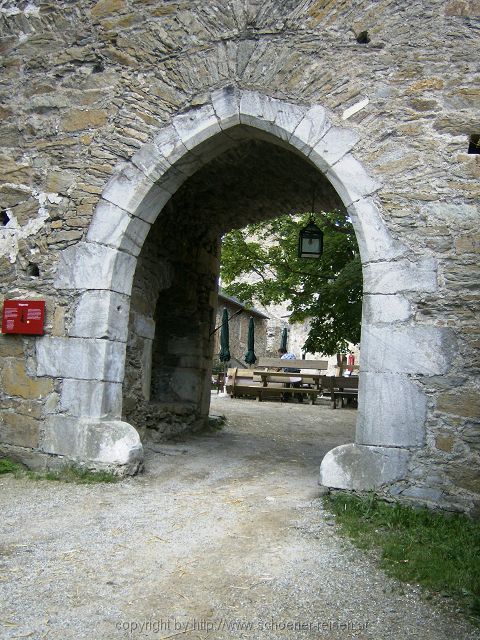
[211,86,241,129]
[239,90,306,140]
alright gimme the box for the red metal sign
[1,300,45,335]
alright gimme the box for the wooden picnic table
[253,369,325,391]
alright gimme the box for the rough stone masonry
[0,0,478,516]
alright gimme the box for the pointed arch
[37,88,443,483]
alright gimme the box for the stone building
[0,1,478,515]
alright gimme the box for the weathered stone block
[42,416,143,474]
[172,104,221,150]
[2,397,43,420]
[348,197,407,263]
[131,142,171,183]
[401,486,444,502]
[0,335,24,357]
[60,379,123,418]
[463,423,480,451]
[45,171,75,195]
[61,109,108,132]
[319,443,410,490]
[54,242,136,295]
[357,372,427,447]
[2,359,54,399]
[361,325,455,375]
[239,91,306,141]
[437,390,480,418]
[326,154,381,206]
[170,368,204,403]
[102,163,170,224]
[455,234,480,253]
[36,337,126,382]
[435,434,454,452]
[211,86,241,129]
[0,412,39,448]
[91,0,128,18]
[141,340,153,401]
[423,202,478,230]
[52,306,66,336]
[70,290,130,342]
[132,313,155,340]
[310,126,359,170]
[362,294,412,324]
[363,258,437,294]
[446,464,480,493]
[87,200,151,257]
[152,125,189,168]
[26,94,70,112]
[290,105,330,156]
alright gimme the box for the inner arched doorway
[122,135,346,439]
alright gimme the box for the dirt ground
[0,395,479,640]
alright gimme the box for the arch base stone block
[41,417,144,476]
[320,443,410,491]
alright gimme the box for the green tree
[220,211,362,356]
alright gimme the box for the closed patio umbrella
[280,327,288,351]
[219,308,231,363]
[244,316,257,365]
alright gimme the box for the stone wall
[123,206,219,440]
[0,1,478,512]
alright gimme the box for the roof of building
[218,290,269,319]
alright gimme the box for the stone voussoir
[362,257,438,295]
[54,241,137,295]
[86,199,151,257]
[326,154,382,207]
[101,162,171,224]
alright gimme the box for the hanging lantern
[298,219,324,259]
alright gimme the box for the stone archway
[37,88,447,486]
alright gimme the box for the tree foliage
[220,211,362,356]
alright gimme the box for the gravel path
[1,395,478,640]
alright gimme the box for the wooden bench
[257,358,329,373]
[326,375,359,409]
[225,368,261,399]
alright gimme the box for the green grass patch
[0,457,119,484]
[0,458,23,475]
[28,466,119,484]
[324,492,480,622]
